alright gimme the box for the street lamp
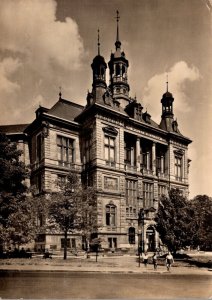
[138,229,142,267]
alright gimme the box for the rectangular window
[36,133,44,162]
[126,179,137,207]
[85,138,91,163]
[106,205,116,226]
[175,156,182,180]
[108,238,117,248]
[124,140,136,166]
[158,185,167,199]
[57,135,74,167]
[104,135,115,164]
[143,182,154,207]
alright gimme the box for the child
[142,252,149,268]
[166,251,174,271]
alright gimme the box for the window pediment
[174,149,184,156]
[103,126,118,136]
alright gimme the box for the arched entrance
[146,226,155,251]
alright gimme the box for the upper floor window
[156,156,165,174]
[175,156,182,180]
[141,151,152,170]
[104,135,115,164]
[143,182,154,207]
[126,179,137,206]
[36,133,44,162]
[158,185,167,199]
[124,136,136,167]
[106,204,116,226]
[85,138,91,163]
[57,135,74,167]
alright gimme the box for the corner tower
[108,11,130,108]
[89,29,107,104]
[160,79,175,132]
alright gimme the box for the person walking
[142,251,149,268]
[152,252,158,270]
[166,251,174,271]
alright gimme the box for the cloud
[0,0,85,124]
[143,61,201,122]
[0,0,84,71]
[0,57,21,93]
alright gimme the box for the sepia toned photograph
[0,0,211,299]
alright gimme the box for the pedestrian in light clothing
[142,252,149,268]
[152,252,158,270]
[166,251,174,271]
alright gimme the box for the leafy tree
[48,170,98,260]
[80,186,98,255]
[0,132,34,249]
[189,195,212,250]
[155,188,192,254]
[48,171,80,259]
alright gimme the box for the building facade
[0,15,191,253]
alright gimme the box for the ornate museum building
[0,13,191,253]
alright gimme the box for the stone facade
[0,16,192,253]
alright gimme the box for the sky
[0,0,211,198]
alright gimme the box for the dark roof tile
[0,124,29,134]
[47,98,84,121]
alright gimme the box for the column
[152,142,156,174]
[161,156,164,174]
[136,137,141,171]
[146,152,150,170]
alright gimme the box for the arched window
[106,204,116,226]
[128,227,135,244]
[116,64,120,76]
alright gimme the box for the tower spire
[166,73,169,92]
[97,28,100,55]
[115,10,121,50]
[116,10,120,42]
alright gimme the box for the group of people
[141,251,174,271]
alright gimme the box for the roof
[0,124,29,134]
[47,98,84,121]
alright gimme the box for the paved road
[0,271,211,299]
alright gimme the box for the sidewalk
[0,255,211,275]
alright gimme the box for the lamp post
[138,229,142,267]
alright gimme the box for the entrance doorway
[146,226,155,251]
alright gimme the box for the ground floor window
[146,227,155,252]
[108,237,117,249]
[128,227,135,244]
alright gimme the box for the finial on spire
[59,86,62,99]
[115,10,121,50]
[97,28,100,55]
[116,10,120,42]
[166,73,169,92]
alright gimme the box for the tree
[189,195,212,250]
[155,188,192,254]
[48,171,80,259]
[48,170,98,260]
[80,186,98,256]
[0,132,34,249]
